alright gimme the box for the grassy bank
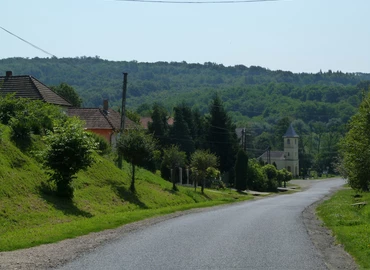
[317,189,370,269]
[0,126,252,251]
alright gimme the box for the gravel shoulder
[0,180,358,270]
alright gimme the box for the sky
[1,0,369,73]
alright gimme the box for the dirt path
[0,179,358,270]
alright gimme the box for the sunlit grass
[0,125,252,251]
[317,189,370,269]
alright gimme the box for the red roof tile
[67,108,135,130]
[0,75,71,106]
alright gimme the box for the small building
[0,71,71,107]
[139,116,174,129]
[260,124,299,176]
[67,100,134,146]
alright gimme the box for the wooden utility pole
[120,72,128,131]
[118,73,128,169]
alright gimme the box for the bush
[41,118,97,198]
[262,164,278,191]
[89,132,111,155]
[247,160,268,191]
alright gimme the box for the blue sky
[1,0,369,73]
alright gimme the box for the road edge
[302,187,358,270]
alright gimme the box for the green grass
[0,125,253,251]
[317,189,370,269]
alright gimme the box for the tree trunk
[172,167,178,191]
[201,178,205,194]
[130,164,136,192]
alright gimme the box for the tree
[207,94,239,178]
[41,118,97,198]
[273,117,291,150]
[190,150,218,194]
[116,128,157,192]
[170,106,195,158]
[162,145,187,191]
[262,164,278,191]
[148,103,170,148]
[50,83,82,107]
[126,109,141,124]
[281,168,292,188]
[235,149,248,191]
[340,93,370,192]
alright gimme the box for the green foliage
[148,103,170,148]
[0,95,65,150]
[89,132,111,155]
[207,94,239,175]
[50,82,82,107]
[235,149,248,191]
[247,160,268,192]
[280,168,292,188]
[162,145,187,191]
[170,105,195,158]
[41,118,97,198]
[340,93,370,192]
[116,128,157,192]
[190,150,218,194]
[0,126,252,252]
[126,109,141,124]
[262,164,279,191]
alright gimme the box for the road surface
[57,178,345,270]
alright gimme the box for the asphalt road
[57,178,345,270]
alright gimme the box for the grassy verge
[0,125,254,252]
[316,189,370,269]
[0,194,250,252]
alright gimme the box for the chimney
[5,71,12,77]
[103,99,108,111]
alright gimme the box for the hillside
[0,125,251,251]
[1,57,369,126]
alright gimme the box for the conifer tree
[170,106,195,158]
[207,94,239,176]
[235,149,248,191]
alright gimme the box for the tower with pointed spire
[283,124,299,176]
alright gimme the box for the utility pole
[118,73,128,169]
[120,72,128,131]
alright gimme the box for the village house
[67,100,135,146]
[0,71,71,107]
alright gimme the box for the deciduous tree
[190,150,218,194]
[50,83,82,107]
[162,145,187,191]
[116,128,157,192]
[340,93,370,192]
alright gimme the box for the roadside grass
[317,189,370,269]
[0,125,252,251]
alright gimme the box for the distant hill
[1,57,369,125]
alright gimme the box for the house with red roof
[0,71,71,107]
[67,100,135,145]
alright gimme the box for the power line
[113,0,283,4]
[0,26,56,58]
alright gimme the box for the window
[287,139,290,144]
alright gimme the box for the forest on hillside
[1,56,370,176]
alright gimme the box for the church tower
[283,124,299,177]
